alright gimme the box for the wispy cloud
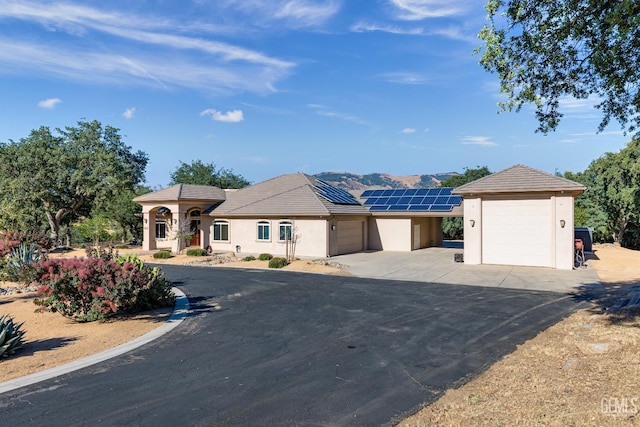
[389,0,468,20]
[307,104,368,125]
[461,136,497,147]
[0,2,294,94]
[37,97,61,109]
[350,22,425,35]
[401,127,416,134]
[220,0,340,28]
[380,72,428,85]
[200,109,245,123]
[350,21,477,43]
[123,107,136,119]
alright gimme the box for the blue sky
[0,0,632,188]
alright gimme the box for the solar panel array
[360,187,462,212]
[313,180,361,205]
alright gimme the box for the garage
[336,220,364,255]
[454,165,586,270]
[482,198,552,267]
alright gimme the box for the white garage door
[337,221,364,255]
[482,199,552,267]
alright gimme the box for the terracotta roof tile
[210,173,369,217]
[453,165,586,195]
[133,184,226,202]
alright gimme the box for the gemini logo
[601,397,639,415]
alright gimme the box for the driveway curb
[0,287,189,395]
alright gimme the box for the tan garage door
[337,221,364,255]
[482,199,552,267]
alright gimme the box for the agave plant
[0,314,26,358]
[6,242,43,284]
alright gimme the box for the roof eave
[453,187,585,196]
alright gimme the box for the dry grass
[399,244,640,426]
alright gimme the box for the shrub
[186,248,209,257]
[268,257,288,269]
[153,250,173,259]
[4,242,46,284]
[258,253,273,261]
[33,256,175,322]
[243,255,256,261]
[0,314,26,358]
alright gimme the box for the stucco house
[134,173,458,257]
[134,165,585,270]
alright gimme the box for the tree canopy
[565,136,640,248]
[478,0,640,134]
[170,160,250,189]
[0,120,148,243]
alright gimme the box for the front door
[190,219,201,247]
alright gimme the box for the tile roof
[210,173,370,217]
[133,184,226,203]
[453,164,586,195]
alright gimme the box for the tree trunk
[65,227,72,247]
[44,209,60,244]
[618,221,628,247]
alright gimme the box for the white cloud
[308,104,368,125]
[220,0,340,28]
[350,21,425,35]
[200,109,244,123]
[389,0,468,20]
[123,107,136,119]
[401,127,416,134]
[461,136,497,147]
[350,21,477,43]
[37,97,61,109]
[0,3,294,94]
[380,72,428,85]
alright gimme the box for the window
[190,210,201,217]
[155,221,166,239]
[213,221,229,241]
[279,221,292,241]
[257,221,270,241]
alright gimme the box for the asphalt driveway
[0,265,586,426]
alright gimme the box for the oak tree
[0,120,148,243]
[478,0,640,134]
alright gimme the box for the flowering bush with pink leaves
[34,256,175,322]
[0,230,53,257]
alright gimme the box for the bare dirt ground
[2,244,639,427]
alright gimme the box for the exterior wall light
[560,219,566,228]
[470,219,475,227]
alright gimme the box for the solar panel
[423,196,437,205]
[388,204,409,211]
[369,205,389,211]
[314,180,361,205]
[360,187,462,212]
